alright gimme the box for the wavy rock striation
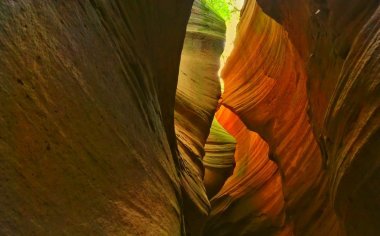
[220,1,341,235]
[174,0,226,234]
[0,1,193,235]
[257,0,380,235]
[204,105,290,235]
[0,0,378,235]
[203,117,236,198]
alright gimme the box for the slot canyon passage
[0,0,379,235]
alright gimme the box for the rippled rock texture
[0,1,193,235]
[204,105,289,235]
[0,0,378,235]
[215,0,379,235]
[203,117,236,199]
[220,1,340,235]
[256,0,380,235]
[175,0,226,234]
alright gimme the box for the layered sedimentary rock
[0,1,193,234]
[174,0,226,234]
[203,117,236,198]
[204,106,289,235]
[220,1,341,235]
[256,1,380,235]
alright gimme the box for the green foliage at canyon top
[203,0,238,21]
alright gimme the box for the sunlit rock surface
[174,0,226,234]
[204,105,289,235]
[220,1,341,235]
[0,1,193,234]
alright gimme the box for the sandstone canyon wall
[174,0,226,234]
[256,0,380,235]
[204,105,289,235]
[209,0,379,235]
[219,1,341,235]
[0,1,193,235]
[0,0,378,235]
[203,117,236,199]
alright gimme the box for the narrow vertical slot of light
[219,0,245,93]
[202,0,245,93]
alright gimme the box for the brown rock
[0,1,193,234]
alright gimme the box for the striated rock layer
[257,0,380,235]
[210,0,379,235]
[174,0,226,234]
[0,1,193,235]
[220,1,341,235]
[204,105,289,235]
[203,117,236,199]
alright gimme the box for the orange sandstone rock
[220,1,341,235]
[204,105,290,235]
[257,0,380,234]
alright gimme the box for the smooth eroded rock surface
[220,1,341,235]
[257,0,380,234]
[204,105,289,235]
[0,1,193,234]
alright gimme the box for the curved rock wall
[220,1,341,235]
[1,0,377,235]
[203,117,236,198]
[256,0,380,235]
[0,1,193,234]
[174,0,226,234]
[204,105,290,235]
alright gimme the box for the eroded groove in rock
[174,0,226,234]
[204,105,290,235]
[0,1,193,234]
[220,1,341,235]
[203,117,236,198]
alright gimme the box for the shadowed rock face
[256,0,380,235]
[0,1,193,235]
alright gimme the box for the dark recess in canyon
[0,0,379,235]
